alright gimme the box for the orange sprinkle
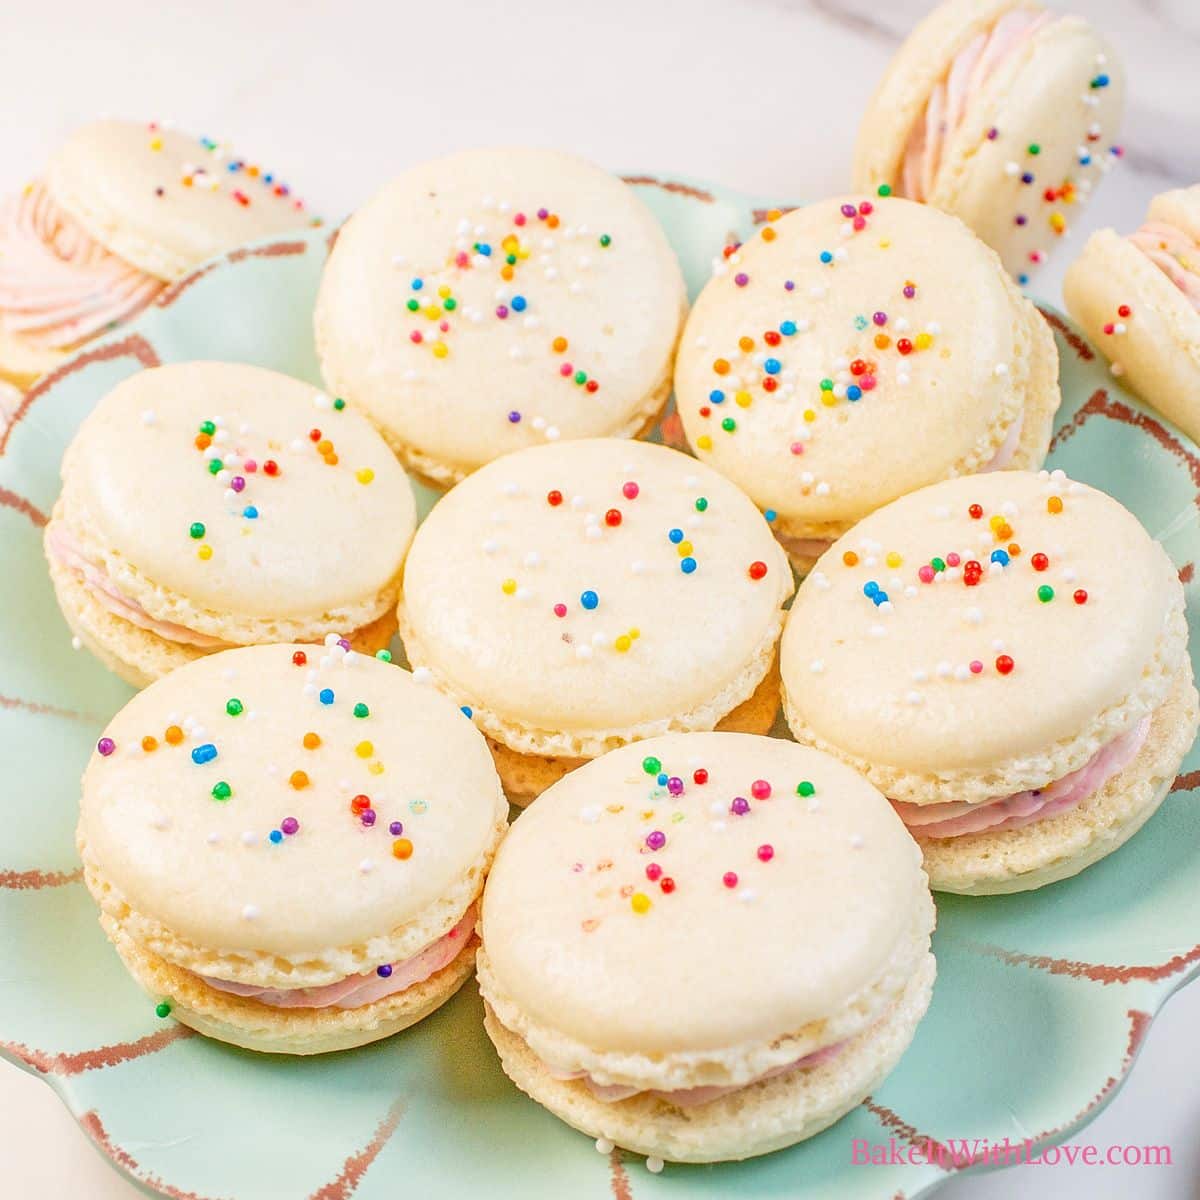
[766,208,782,222]
[762,226,776,242]
[994,522,1013,541]
[195,433,211,451]
[289,770,310,790]
[302,732,321,750]
[552,336,568,353]
[1047,496,1063,514]
[738,336,755,353]
[1008,543,1022,557]
[141,736,158,753]
[547,214,560,229]
[324,453,339,466]
[713,358,731,375]
[392,838,414,860]
[843,550,859,567]
[500,264,514,281]
[164,725,183,745]
[874,334,891,349]
[316,439,333,455]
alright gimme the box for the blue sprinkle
[191,743,217,765]
[668,528,684,544]
[680,557,697,574]
[819,250,833,264]
[853,314,869,331]
[780,321,797,336]
[461,705,473,718]
[657,772,669,786]
[477,243,492,256]
[990,549,1010,566]
[1078,154,1091,166]
[263,173,274,185]
[872,592,889,607]
[764,509,777,523]
[319,688,335,705]
[1018,273,1030,286]
[376,964,393,978]
[1091,73,1109,88]
[242,505,258,519]
[507,411,522,423]
[863,581,879,597]
[846,385,863,402]
[1021,172,1034,185]
[269,829,284,844]
[410,278,424,291]
[580,590,599,610]
[511,295,527,312]
[763,358,781,375]
[709,389,725,404]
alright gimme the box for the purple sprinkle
[495,305,509,319]
[734,272,749,287]
[1015,215,1028,226]
[536,207,548,219]
[281,817,299,836]
[872,311,887,326]
[97,737,115,757]
[666,777,684,796]
[987,127,999,140]
[645,830,667,851]
[1021,172,1034,185]
[389,821,403,836]
[376,964,393,978]
[338,638,351,652]
[903,285,916,299]
[784,280,795,291]
[507,411,521,423]
[840,203,857,218]
[730,796,750,816]
[231,476,246,493]
[361,809,377,827]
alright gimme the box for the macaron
[78,642,508,1055]
[477,731,936,1164]
[673,196,1059,573]
[780,470,1197,895]
[398,439,792,804]
[1063,185,1200,443]
[852,0,1125,282]
[46,361,416,687]
[314,147,687,487]
[0,119,318,388]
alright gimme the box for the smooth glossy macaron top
[782,471,1179,778]
[46,119,320,281]
[79,644,506,958]
[481,732,927,1055]
[314,147,687,483]
[674,196,1055,535]
[59,362,416,621]
[399,439,792,746]
[852,0,1125,281]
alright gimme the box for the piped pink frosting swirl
[892,716,1150,839]
[1129,221,1200,311]
[0,180,164,352]
[901,8,1055,202]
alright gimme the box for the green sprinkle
[189,522,206,539]
[406,298,419,312]
[375,649,393,663]
[225,698,244,716]
[1027,143,1041,155]
[333,397,346,411]
[505,254,517,265]
[931,557,946,573]
[443,297,457,311]
[1037,584,1055,603]
[797,780,816,797]
[694,497,708,512]
[819,378,834,391]
[642,756,662,776]
[353,702,370,719]
[211,781,232,801]
[208,458,223,475]
[574,370,587,385]
[599,233,612,248]
[721,417,736,432]
[155,1001,172,1019]
[199,420,216,436]
[877,184,892,197]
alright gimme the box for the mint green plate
[2,177,1197,1200]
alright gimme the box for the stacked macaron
[854,0,1125,283]
[674,195,1059,572]
[0,119,318,389]
[1064,185,1200,442]
[315,147,687,486]
[398,439,793,803]
[478,732,936,1163]
[78,643,508,1054]
[46,362,416,686]
[780,470,1197,894]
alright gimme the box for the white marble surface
[2,1,1198,1196]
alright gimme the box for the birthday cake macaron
[852,0,1125,282]
[314,147,687,486]
[1064,185,1200,443]
[46,361,416,687]
[674,196,1059,572]
[780,470,1197,895]
[0,119,318,389]
[477,731,936,1164]
[78,642,508,1054]
[398,439,792,804]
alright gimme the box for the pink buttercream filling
[45,522,228,648]
[198,905,477,1010]
[543,1039,846,1109]
[0,180,164,351]
[1129,221,1200,311]
[901,9,1056,202]
[892,716,1150,839]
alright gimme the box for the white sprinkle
[630,561,648,575]
[849,834,864,849]
[141,409,156,426]
[313,391,332,410]
[965,607,983,625]
[934,505,950,520]
[994,363,1009,376]
[502,481,520,497]
[412,667,433,685]
[595,1138,615,1155]
[709,800,725,816]
[907,691,924,706]
[811,571,830,590]
[359,858,375,874]
[206,832,220,846]
[482,539,499,555]
[580,806,601,824]
[71,637,82,651]
[869,624,886,638]
[936,661,952,678]
[241,904,260,920]
[523,551,542,569]
[807,796,820,813]
[576,644,593,660]
[241,831,257,846]
[710,821,727,833]
[148,808,170,831]
[810,659,825,674]
[954,665,970,681]
[737,889,757,904]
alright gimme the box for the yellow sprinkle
[501,578,517,595]
[149,137,163,151]
[368,761,385,775]
[915,332,933,351]
[356,741,374,758]
[437,284,452,298]
[821,392,837,407]
[696,435,713,451]
[1049,212,1066,234]
[886,551,902,568]
[197,545,213,560]
[735,390,752,408]
[631,893,651,914]
[878,239,891,249]
[989,515,1005,531]
[614,634,632,653]
[431,342,449,359]
[677,541,693,557]
[803,409,817,423]
[355,468,374,485]
[629,628,640,640]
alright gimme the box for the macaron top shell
[60,362,416,624]
[79,645,506,963]
[674,196,1052,533]
[481,732,927,1055]
[399,440,792,750]
[46,120,317,281]
[314,147,687,481]
[782,471,1182,788]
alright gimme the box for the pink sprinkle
[646,863,662,882]
[560,363,572,377]
[860,375,876,391]
[757,844,774,863]
[243,459,257,473]
[622,481,640,500]
[553,603,567,618]
[859,201,874,215]
[1103,323,1115,335]
[790,441,805,455]
[723,871,739,889]
[439,320,449,332]
[750,779,771,800]
[969,660,984,674]
[410,331,423,343]
[918,565,935,583]
[514,213,526,226]
[852,216,866,231]
[946,552,961,567]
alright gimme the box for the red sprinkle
[547,490,563,506]
[660,877,676,894]
[605,509,622,527]
[292,650,307,666]
[1032,553,1049,571]
[996,655,1015,675]
[748,561,768,580]
[968,504,983,519]
[693,768,708,785]
[1074,589,1088,605]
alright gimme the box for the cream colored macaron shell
[46,362,416,686]
[315,147,687,486]
[673,196,1058,562]
[852,0,1125,279]
[781,470,1195,893]
[1064,185,1200,443]
[79,643,508,1054]
[478,732,936,1162]
[398,439,793,800]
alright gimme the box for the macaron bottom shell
[482,950,935,1164]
